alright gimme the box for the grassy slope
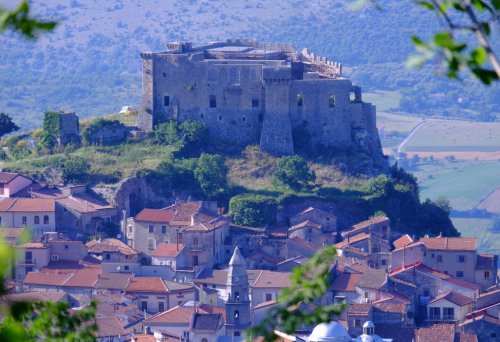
[451,218,499,254]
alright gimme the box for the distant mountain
[1,0,498,130]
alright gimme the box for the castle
[137,39,385,162]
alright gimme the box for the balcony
[18,259,36,266]
[189,244,205,252]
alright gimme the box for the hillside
[1,0,499,130]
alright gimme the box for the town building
[0,172,32,198]
[0,198,56,238]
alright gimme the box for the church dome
[308,322,351,342]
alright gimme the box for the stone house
[288,220,325,245]
[94,316,127,342]
[460,313,499,342]
[289,206,338,233]
[93,272,134,294]
[87,238,140,273]
[347,303,372,337]
[125,277,195,314]
[0,198,56,238]
[189,312,224,342]
[14,241,50,280]
[0,172,32,198]
[123,201,229,272]
[342,217,390,240]
[426,291,474,323]
[335,232,391,269]
[151,243,186,270]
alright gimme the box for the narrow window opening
[209,95,217,108]
[297,94,303,107]
[252,99,259,107]
[164,95,170,107]
[329,94,335,108]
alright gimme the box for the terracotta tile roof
[0,198,55,212]
[390,262,479,290]
[253,299,278,310]
[476,254,497,270]
[455,332,478,342]
[0,172,22,183]
[131,334,157,342]
[291,206,336,219]
[373,302,407,314]
[420,237,477,251]
[351,216,389,231]
[126,277,167,293]
[476,289,500,310]
[330,273,363,292]
[249,250,284,265]
[341,244,369,257]
[24,271,73,286]
[253,270,291,288]
[86,238,138,256]
[289,220,322,231]
[347,303,371,316]
[375,291,411,305]
[393,234,413,249]
[375,324,415,342]
[151,243,184,257]
[461,312,500,326]
[163,280,193,292]
[171,201,203,222]
[63,267,101,287]
[414,324,455,342]
[134,208,175,223]
[145,302,224,324]
[335,232,370,249]
[190,313,223,331]
[288,236,322,252]
[3,291,66,303]
[0,227,27,239]
[428,291,474,306]
[95,316,126,337]
[94,272,133,290]
[56,195,114,213]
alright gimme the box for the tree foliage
[0,113,19,139]
[272,156,316,191]
[153,120,208,156]
[60,156,90,183]
[0,1,57,39]
[246,246,344,342]
[194,153,228,199]
[229,194,277,226]
[39,111,61,151]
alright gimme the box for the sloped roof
[330,273,363,292]
[428,291,474,306]
[145,303,225,324]
[56,195,114,213]
[134,208,175,223]
[347,303,371,316]
[393,234,413,249]
[0,198,55,212]
[476,254,497,270]
[0,172,21,183]
[252,270,291,289]
[151,243,185,257]
[335,233,370,249]
[94,272,132,290]
[289,220,322,231]
[414,324,455,342]
[291,206,336,219]
[24,271,73,286]
[476,289,500,310]
[95,317,126,337]
[190,313,222,331]
[86,238,138,256]
[126,277,168,293]
[253,300,279,310]
[3,291,66,303]
[373,302,407,314]
[420,237,477,251]
[351,216,389,231]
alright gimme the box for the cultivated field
[451,217,499,254]
[477,187,500,214]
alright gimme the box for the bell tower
[225,247,251,338]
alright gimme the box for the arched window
[234,310,240,323]
[234,291,240,300]
[34,216,40,224]
[43,215,49,225]
[202,339,208,342]
[297,94,303,107]
[329,94,335,108]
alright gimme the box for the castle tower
[260,66,294,155]
[225,247,251,337]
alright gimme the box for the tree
[363,0,500,84]
[194,153,228,199]
[39,111,61,151]
[272,156,316,191]
[0,1,56,38]
[229,194,277,226]
[435,195,452,214]
[246,246,344,342]
[0,113,19,139]
[60,156,90,183]
[153,121,182,147]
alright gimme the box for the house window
[381,259,387,266]
[0,184,4,195]
[64,245,68,250]
[456,271,464,278]
[437,255,442,262]
[43,215,49,224]
[209,95,217,108]
[252,99,259,107]
[34,216,40,224]
[443,307,454,320]
[234,310,240,323]
[22,216,27,225]
[149,225,154,233]
[353,319,361,327]
[242,116,246,122]
[334,296,346,304]
[265,293,273,302]
[159,302,165,312]
[218,115,222,121]
[105,253,111,260]
[25,251,32,263]
[124,265,129,271]
[329,94,335,108]
[200,113,204,118]
[484,271,490,279]
[458,255,466,263]
[234,291,240,300]
[161,226,167,234]
[297,94,303,107]
[164,95,170,106]
[423,288,430,297]
[429,307,440,320]
[148,238,156,250]
[141,301,147,311]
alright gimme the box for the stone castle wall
[137,40,386,164]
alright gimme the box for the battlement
[300,48,342,78]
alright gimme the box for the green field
[419,161,500,211]
[405,120,500,152]
[451,217,499,254]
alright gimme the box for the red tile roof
[393,234,413,249]
[289,220,322,231]
[428,291,474,306]
[151,243,184,257]
[56,195,114,213]
[145,303,225,324]
[95,316,126,338]
[420,237,477,251]
[252,270,291,289]
[0,198,55,212]
[373,302,407,314]
[330,273,363,292]
[134,208,175,223]
[335,232,370,249]
[0,172,22,183]
[352,216,389,230]
[253,300,278,310]
[347,303,371,316]
[126,277,168,293]
[86,238,138,256]
[476,254,497,270]
[291,206,336,219]
[24,271,73,286]
[414,324,455,342]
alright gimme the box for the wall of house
[15,247,50,280]
[391,244,424,271]
[289,210,337,232]
[49,242,87,261]
[474,267,497,291]
[132,292,169,314]
[251,287,283,307]
[422,250,476,283]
